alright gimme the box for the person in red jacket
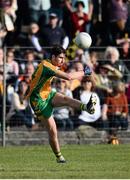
[102,81,129,144]
[70,1,89,38]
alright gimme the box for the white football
[75,32,92,49]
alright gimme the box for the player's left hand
[84,65,92,76]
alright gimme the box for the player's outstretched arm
[55,69,84,80]
[55,66,92,81]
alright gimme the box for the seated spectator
[104,46,130,84]
[66,66,81,91]
[116,35,130,71]
[19,50,39,74]
[6,49,19,86]
[93,64,122,105]
[102,81,129,144]
[71,48,89,66]
[52,79,74,130]
[15,62,35,91]
[87,51,99,71]
[6,80,38,130]
[78,76,101,128]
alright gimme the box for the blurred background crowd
[0,0,130,143]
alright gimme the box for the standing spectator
[70,1,89,38]
[50,0,64,26]
[0,0,18,46]
[28,0,51,26]
[40,12,69,57]
[107,0,129,45]
[15,0,29,35]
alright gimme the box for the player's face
[52,53,65,67]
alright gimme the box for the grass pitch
[0,144,130,179]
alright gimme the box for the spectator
[0,23,7,47]
[50,0,64,26]
[0,0,18,46]
[102,81,129,144]
[66,65,82,91]
[62,0,73,40]
[17,23,43,53]
[0,71,3,96]
[6,80,37,130]
[116,35,130,71]
[72,0,94,18]
[87,51,99,71]
[107,0,129,45]
[15,0,29,35]
[15,62,35,92]
[70,1,89,38]
[0,72,11,131]
[65,0,94,35]
[19,50,39,74]
[53,79,74,130]
[28,0,51,26]
[78,76,101,127]
[71,48,90,65]
[104,46,130,84]
[6,49,19,86]
[0,48,4,72]
[40,12,69,57]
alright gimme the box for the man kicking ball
[25,45,97,163]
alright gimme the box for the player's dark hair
[51,45,66,56]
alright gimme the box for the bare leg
[39,115,60,154]
[52,92,82,109]
[52,92,97,114]
[38,115,66,162]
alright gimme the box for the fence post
[2,46,7,147]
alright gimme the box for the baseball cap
[49,13,58,18]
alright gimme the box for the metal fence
[1,46,130,146]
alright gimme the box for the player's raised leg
[39,115,66,163]
[52,92,97,114]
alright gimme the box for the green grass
[0,144,130,179]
